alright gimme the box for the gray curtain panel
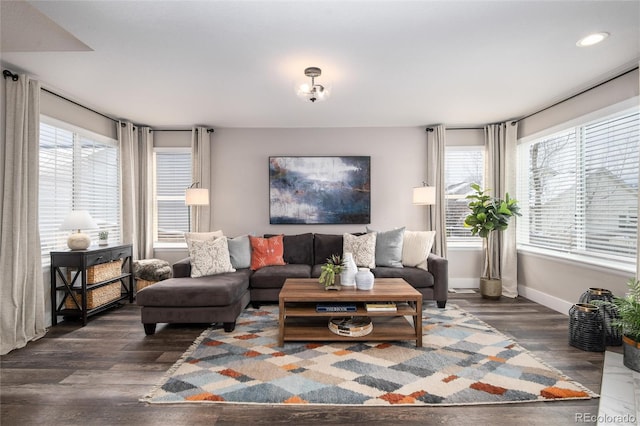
[135,127,154,259]
[425,124,447,258]
[485,122,518,298]
[1,75,47,354]
[191,127,212,232]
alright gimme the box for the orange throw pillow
[249,235,286,270]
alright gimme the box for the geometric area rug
[141,304,598,406]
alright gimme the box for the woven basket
[65,281,121,310]
[136,279,158,292]
[569,303,605,352]
[67,259,123,284]
[578,288,622,346]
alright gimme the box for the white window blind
[154,149,191,243]
[445,146,484,242]
[39,118,120,263]
[517,109,639,264]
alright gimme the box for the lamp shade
[412,186,436,205]
[59,210,98,231]
[185,188,209,206]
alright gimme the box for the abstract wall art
[269,156,371,224]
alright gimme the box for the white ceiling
[1,0,639,129]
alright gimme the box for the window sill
[154,242,188,250]
[516,245,635,275]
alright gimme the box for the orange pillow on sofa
[249,235,286,270]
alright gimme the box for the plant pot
[480,278,502,300]
[622,336,640,372]
[324,275,341,291]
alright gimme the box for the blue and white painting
[269,156,371,224]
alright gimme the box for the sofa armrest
[427,253,448,303]
[172,257,192,278]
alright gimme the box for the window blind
[445,146,484,242]
[39,119,120,263]
[517,110,638,264]
[154,150,191,243]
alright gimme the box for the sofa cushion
[402,230,436,271]
[250,264,312,289]
[188,237,235,277]
[343,232,376,269]
[266,233,314,265]
[136,270,251,307]
[228,235,251,269]
[366,226,405,268]
[313,233,344,265]
[249,235,286,270]
[371,266,434,289]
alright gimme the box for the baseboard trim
[517,285,572,316]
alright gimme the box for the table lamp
[60,210,98,250]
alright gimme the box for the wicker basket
[65,281,121,310]
[136,279,158,292]
[67,259,123,284]
[569,303,605,352]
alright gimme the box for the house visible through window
[445,146,484,243]
[517,109,639,265]
[154,148,191,244]
[39,117,120,264]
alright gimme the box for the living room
[1,1,639,424]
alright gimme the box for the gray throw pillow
[227,235,251,269]
[366,226,405,268]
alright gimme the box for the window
[445,146,484,243]
[154,148,191,244]
[517,109,639,266]
[39,117,120,263]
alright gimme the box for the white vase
[340,252,357,286]
[355,268,374,290]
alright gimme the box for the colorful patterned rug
[142,304,598,406]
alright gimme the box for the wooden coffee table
[278,278,423,347]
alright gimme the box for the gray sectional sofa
[136,232,448,335]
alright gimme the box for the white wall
[210,127,428,236]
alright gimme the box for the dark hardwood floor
[1,293,612,425]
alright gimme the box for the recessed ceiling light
[576,32,610,47]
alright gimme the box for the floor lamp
[185,182,209,232]
[413,182,436,229]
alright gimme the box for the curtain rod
[511,65,639,125]
[151,128,214,133]
[426,126,484,132]
[41,87,120,124]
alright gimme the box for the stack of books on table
[328,317,373,337]
[365,302,397,312]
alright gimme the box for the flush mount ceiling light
[576,32,609,47]
[296,67,329,102]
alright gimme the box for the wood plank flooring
[1,293,614,425]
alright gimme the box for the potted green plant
[98,230,109,246]
[319,254,345,290]
[600,278,640,372]
[464,183,520,299]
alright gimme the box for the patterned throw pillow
[249,235,286,270]
[188,237,235,278]
[184,230,224,251]
[343,233,376,269]
[401,230,436,271]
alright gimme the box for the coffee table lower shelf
[281,315,419,345]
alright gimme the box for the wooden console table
[50,244,133,326]
[278,278,423,347]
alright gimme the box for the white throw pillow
[401,230,436,271]
[185,230,224,251]
[188,237,236,278]
[343,233,377,269]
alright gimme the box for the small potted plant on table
[319,254,345,290]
